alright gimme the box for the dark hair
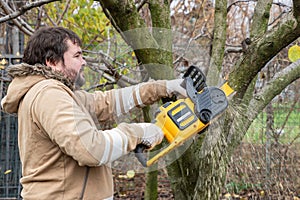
[23,26,82,65]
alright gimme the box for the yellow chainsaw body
[146,82,234,167]
[155,98,206,143]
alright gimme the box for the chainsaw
[134,66,234,167]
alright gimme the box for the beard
[75,70,86,89]
[63,67,85,89]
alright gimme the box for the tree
[98,0,300,199]
[1,0,300,199]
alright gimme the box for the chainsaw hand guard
[134,143,148,167]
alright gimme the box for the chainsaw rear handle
[134,144,148,167]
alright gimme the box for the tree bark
[99,1,174,199]
[98,0,174,79]
[206,0,228,86]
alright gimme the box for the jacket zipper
[79,167,90,200]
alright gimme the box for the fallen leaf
[118,175,127,179]
[233,194,240,198]
[224,193,231,198]
[126,170,135,179]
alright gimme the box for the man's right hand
[137,123,164,150]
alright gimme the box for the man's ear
[45,59,54,67]
[46,59,61,70]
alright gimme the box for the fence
[0,55,22,199]
[0,113,21,199]
[224,98,300,198]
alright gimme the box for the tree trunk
[142,106,159,200]
[99,1,174,199]
[99,0,174,80]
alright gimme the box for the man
[1,27,185,199]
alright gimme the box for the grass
[225,181,262,194]
[244,102,300,144]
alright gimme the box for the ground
[113,143,300,199]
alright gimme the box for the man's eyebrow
[74,50,83,56]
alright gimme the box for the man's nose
[82,57,87,65]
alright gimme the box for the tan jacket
[1,63,169,200]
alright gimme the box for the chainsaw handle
[134,144,148,167]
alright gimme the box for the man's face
[50,39,86,85]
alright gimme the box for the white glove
[138,123,164,150]
[166,79,187,98]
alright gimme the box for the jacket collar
[6,63,75,90]
[1,63,75,114]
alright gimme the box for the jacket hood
[1,63,74,114]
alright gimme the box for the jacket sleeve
[75,80,168,121]
[31,83,147,166]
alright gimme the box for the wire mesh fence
[223,100,300,199]
[0,55,22,199]
[0,113,21,199]
[224,142,300,199]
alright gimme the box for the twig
[0,0,36,35]
[0,0,59,23]
[137,0,148,11]
[85,81,116,92]
[56,0,71,25]
[0,70,4,121]
[278,95,299,134]
[43,8,58,26]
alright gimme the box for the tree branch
[84,54,140,86]
[56,0,71,25]
[0,0,59,24]
[7,17,34,36]
[43,8,58,26]
[98,0,173,80]
[0,0,38,35]
[206,0,227,86]
[247,59,300,122]
[228,11,300,100]
[137,0,148,11]
[293,0,300,21]
[250,0,273,38]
